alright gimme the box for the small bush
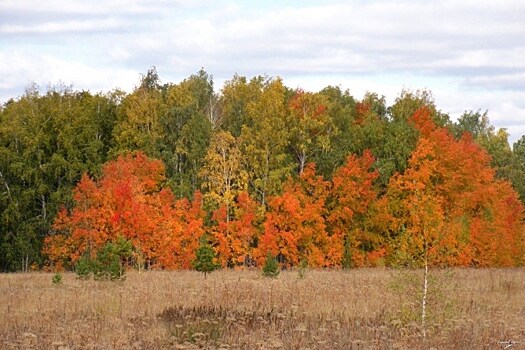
[51,272,62,285]
[93,238,132,281]
[192,236,219,279]
[298,258,308,279]
[75,237,132,281]
[262,253,280,278]
[75,255,93,280]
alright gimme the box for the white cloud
[1,0,524,142]
[0,0,195,16]
[0,50,137,100]
[0,18,126,34]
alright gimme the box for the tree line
[1,68,524,271]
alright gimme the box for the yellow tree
[241,78,293,206]
[287,90,334,174]
[112,68,167,157]
[199,131,248,221]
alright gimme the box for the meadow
[1,268,524,349]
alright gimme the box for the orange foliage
[43,152,205,269]
[211,191,260,268]
[289,89,327,119]
[327,150,385,267]
[386,107,525,267]
[43,110,525,270]
[256,164,330,267]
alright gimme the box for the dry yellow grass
[1,268,524,349]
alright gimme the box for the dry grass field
[1,268,524,349]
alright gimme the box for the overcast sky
[1,0,524,144]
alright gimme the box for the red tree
[256,164,330,267]
[44,152,205,269]
[327,150,386,267]
[386,108,525,267]
[211,191,260,268]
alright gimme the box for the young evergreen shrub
[93,237,132,281]
[75,237,132,281]
[52,272,63,285]
[192,236,219,279]
[298,258,308,279]
[75,255,93,280]
[342,236,352,269]
[262,253,280,278]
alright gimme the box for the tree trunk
[421,257,428,338]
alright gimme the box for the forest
[1,68,524,272]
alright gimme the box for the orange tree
[256,164,330,267]
[386,108,525,267]
[211,191,261,268]
[327,150,388,267]
[43,152,205,270]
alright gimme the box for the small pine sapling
[262,252,280,278]
[93,237,133,281]
[75,255,93,280]
[52,272,63,285]
[75,237,132,281]
[298,258,308,279]
[193,236,219,279]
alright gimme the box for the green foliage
[161,69,214,198]
[51,272,62,285]
[298,258,308,279]
[388,268,456,333]
[389,89,449,126]
[193,237,219,279]
[0,85,117,271]
[262,253,280,278]
[93,237,132,281]
[75,237,132,281]
[513,135,525,202]
[341,236,353,269]
[75,255,93,280]
[240,78,293,205]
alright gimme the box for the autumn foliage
[257,163,330,267]
[211,191,260,268]
[386,108,524,267]
[44,110,525,270]
[44,152,205,270]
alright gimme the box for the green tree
[193,236,219,279]
[389,89,450,127]
[287,90,335,174]
[0,84,117,271]
[161,69,214,198]
[240,78,293,205]
[219,75,266,137]
[73,237,132,281]
[92,237,133,281]
[314,86,357,178]
[513,135,525,202]
[262,252,280,278]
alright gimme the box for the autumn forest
[1,68,525,272]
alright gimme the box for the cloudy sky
[1,0,524,144]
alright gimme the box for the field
[1,268,524,349]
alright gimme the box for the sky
[1,0,524,144]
